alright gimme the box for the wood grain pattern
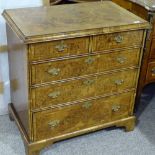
[93,30,143,51]
[31,69,137,109]
[4,1,148,155]
[33,91,134,141]
[29,37,89,61]
[111,0,132,11]
[6,24,30,135]
[2,1,149,43]
[31,48,141,85]
[112,0,155,109]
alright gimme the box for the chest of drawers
[2,1,149,155]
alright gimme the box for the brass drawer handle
[85,57,95,65]
[83,79,95,86]
[55,41,67,52]
[82,101,92,109]
[151,68,155,74]
[48,120,60,129]
[48,91,60,98]
[115,35,123,43]
[112,105,121,112]
[116,57,127,64]
[47,68,60,76]
[114,79,124,86]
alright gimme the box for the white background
[0,0,44,115]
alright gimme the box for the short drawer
[31,48,140,85]
[146,61,155,82]
[33,91,134,141]
[31,69,138,109]
[150,39,155,59]
[29,37,89,61]
[93,30,143,52]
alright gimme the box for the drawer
[29,37,89,61]
[31,69,138,109]
[150,39,155,59]
[31,48,140,85]
[146,61,155,82]
[33,91,134,141]
[93,30,143,52]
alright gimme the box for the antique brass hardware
[112,105,121,112]
[48,120,60,129]
[114,35,123,43]
[85,57,95,65]
[47,68,60,76]
[151,68,155,74]
[114,79,124,86]
[116,57,127,64]
[83,79,95,86]
[82,101,92,109]
[55,41,67,52]
[48,91,60,98]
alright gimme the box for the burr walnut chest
[2,1,149,155]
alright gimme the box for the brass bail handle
[82,101,92,109]
[47,68,60,76]
[48,91,61,99]
[112,105,121,112]
[116,57,127,64]
[48,120,60,129]
[114,79,124,86]
[115,35,123,43]
[55,41,67,52]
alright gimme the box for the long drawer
[31,69,138,109]
[33,91,134,141]
[29,37,89,61]
[92,30,143,52]
[31,48,140,85]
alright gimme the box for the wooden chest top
[2,1,149,43]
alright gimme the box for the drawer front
[150,39,155,58]
[29,37,89,61]
[31,48,140,85]
[146,61,155,82]
[31,69,137,109]
[93,30,143,52]
[33,91,134,141]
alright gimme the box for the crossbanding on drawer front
[29,37,89,61]
[33,91,134,141]
[31,69,138,109]
[31,48,141,85]
[93,30,143,52]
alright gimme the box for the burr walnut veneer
[112,0,155,108]
[2,1,149,155]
